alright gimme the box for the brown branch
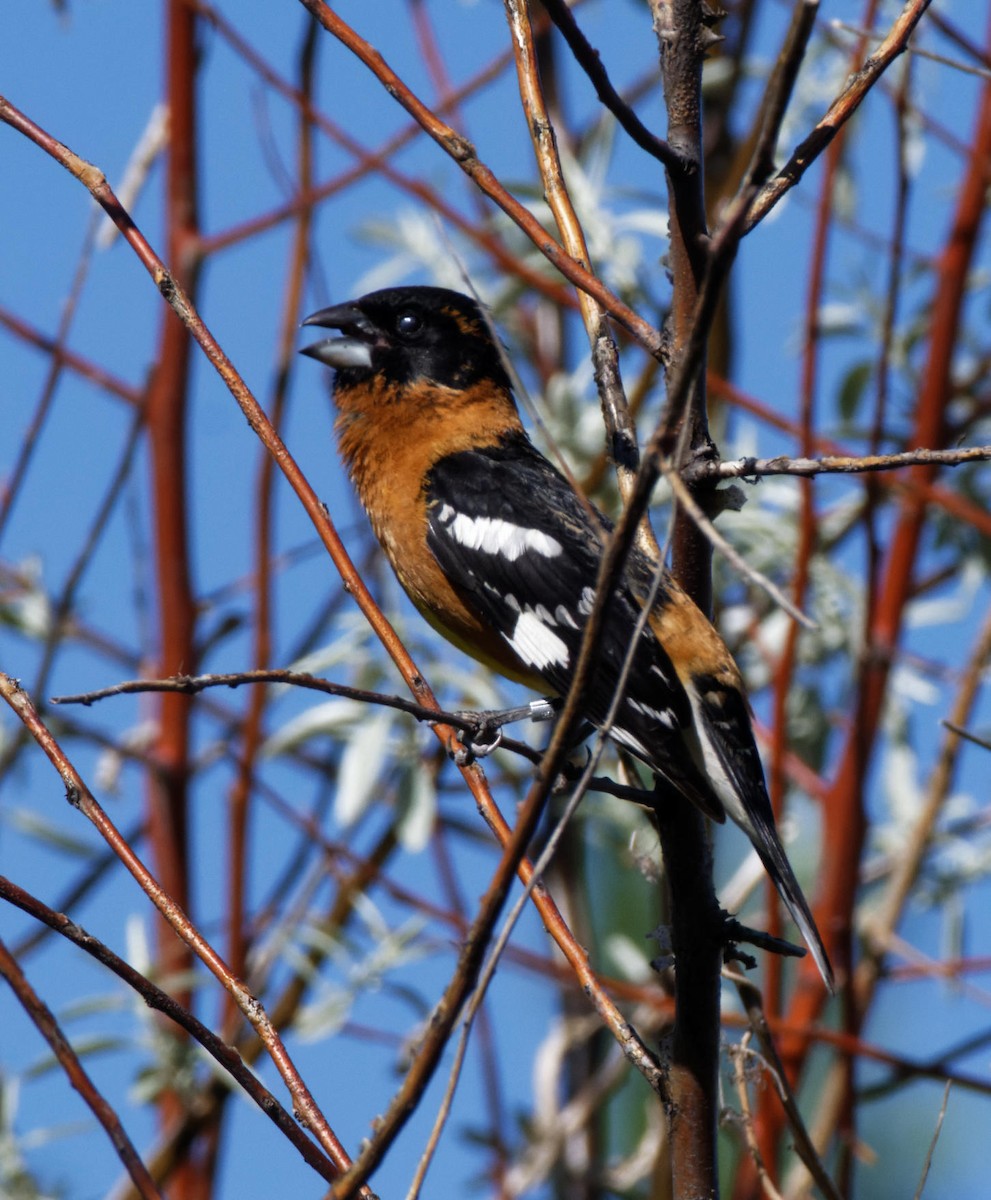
[0,210,105,539]
[699,444,991,480]
[0,934,163,1200]
[728,1036,786,1200]
[145,0,198,986]
[50,669,658,805]
[504,0,660,561]
[771,28,991,1181]
[0,304,140,406]
[733,977,843,1200]
[645,3,725,1196]
[0,876,340,1185]
[707,368,991,540]
[540,0,679,166]
[51,668,479,723]
[744,0,934,232]
[222,12,320,1032]
[149,6,201,1174]
[501,2,602,342]
[0,673,366,1191]
[430,831,510,1186]
[734,0,820,195]
[295,0,665,356]
[0,405,146,793]
[834,18,991,79]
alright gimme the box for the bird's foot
[452,698,559,763]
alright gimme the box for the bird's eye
[396,311,423,339]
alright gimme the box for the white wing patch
[555,604,579,630]
[609,725,651,760]
[626,696,677,729]
[446,512,562,561]
[508,610,570,669]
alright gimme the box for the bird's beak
[300,302,379,369]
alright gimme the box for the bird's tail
[744,806,835,992]
[680,676,835,991]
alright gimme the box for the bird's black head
[300,286,513,393]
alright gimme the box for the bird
[300,284,833,990]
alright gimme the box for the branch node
[724,917,807,966]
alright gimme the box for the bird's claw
[466,724,504,759]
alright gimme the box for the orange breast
[334,377,547,692]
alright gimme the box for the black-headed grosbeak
[301,285,833,989]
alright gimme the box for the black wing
[424,433,723,817]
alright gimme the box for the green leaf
[838,360,874,424]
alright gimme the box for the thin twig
[696,444,991,480]
[745,0,934,232]
[941,720,991,753]
[0,876,340,1184]
[0,207,104,539]
[734,975,844,1200]
[913,1083,951,1200]
[660,461,817,629]
[540,0,679,166]
[50,667,655,804]
[294,1,665,356]
[502,0,659,556]
[0,304,140,406]
[858,604,991,988]
[0,935,164,1200]
[735,0,821,195]
[0,673,366,1191]
[928,9,991,69]
[707,367,991,539]
[729,1034,786,1200]
[833,18,991,80]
